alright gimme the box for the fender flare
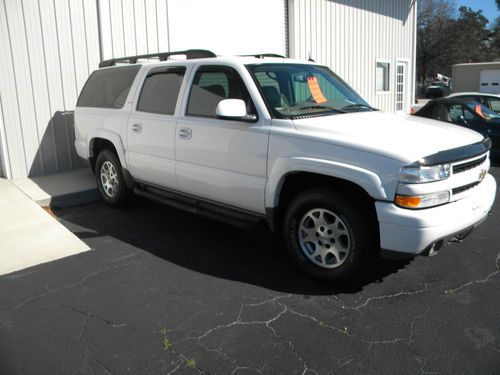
[266,156,387,208]
[87,129,128,170]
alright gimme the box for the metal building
[0,0,417,179]
[452,62,500,94]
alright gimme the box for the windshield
[247,63,374,119]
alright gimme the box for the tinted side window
[137,67,186,115]
[463,106,476,121]
[187,67,255,118]
[487,97,500,113]
[77,66,141,109]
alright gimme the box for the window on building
[376,62,390,92]
[187,66,255,118]
[77,65,141,109]
[137,67,186,115]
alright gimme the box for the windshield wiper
[297,105,346,113]
[340,103,376,111]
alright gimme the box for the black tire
[282,189,374,282]
[95,149,128,207]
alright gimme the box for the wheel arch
[87,130,127,173]
[266,158,385,241]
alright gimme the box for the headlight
[399,164,451,183]
[395,191,450,209]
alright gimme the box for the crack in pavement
[445,252,500,294]
[173,295,319,375]
[6,258,139,312]
[366,309,430,349]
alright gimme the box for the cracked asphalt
[1,169,500,374]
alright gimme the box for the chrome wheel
[297,208,351,269]
[100,161,119,198]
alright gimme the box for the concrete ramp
[0,179,90,276]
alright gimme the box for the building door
[479,69,500,94]
[395,62,407,113]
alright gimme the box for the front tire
[95,149,127,207]
[282,189,374,282]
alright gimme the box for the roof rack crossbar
[99,49,216,68]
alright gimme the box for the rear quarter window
[77,65,141,109]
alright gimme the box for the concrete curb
[11,168,101,208]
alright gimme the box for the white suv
[74,50,496,282]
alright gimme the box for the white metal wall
[0,0,415,179]
[98,0,287,60]
[289,0,417,113]
[0,0,286,179]
[0,0,100,179]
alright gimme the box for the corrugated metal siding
[1,0,415,179]
[0,0,99,179]
[1,0,286,179]
[289,0,417,113]
[99,0,287,59]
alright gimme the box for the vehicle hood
[292,111,484,164]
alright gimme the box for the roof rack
[99,49,216,68]
[240,53,286,59]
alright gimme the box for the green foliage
[163,337,171,350]
[185,359,197,368]
[417,0,499,83]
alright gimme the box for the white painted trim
[376,59,392,94]
[395,60,409,113]
[411,0,418,106]
[0,96,11,179]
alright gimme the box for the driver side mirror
[216,99,256,121]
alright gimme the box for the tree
[449,7,497,64]
[417,0,456,82]
[417,1,498,85]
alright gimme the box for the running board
[133,185,265,229]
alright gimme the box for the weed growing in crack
[160,327,171,351]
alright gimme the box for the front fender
[266,156,387,208]
[87,129,128,170]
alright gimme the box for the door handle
[178,127,192,140]
[132,123,142,133]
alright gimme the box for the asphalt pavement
[1,168,499,374]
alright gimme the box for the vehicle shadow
[57,196,412,296]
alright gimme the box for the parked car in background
[413,97,500,154]
[447,92,500,114]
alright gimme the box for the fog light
[395,191,450,209]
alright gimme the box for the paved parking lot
[1,168,499,374]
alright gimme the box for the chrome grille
[453,155,487,174]
[452,181,480,195]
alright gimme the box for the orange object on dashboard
[307,76,327,104]
[475,104,486,119]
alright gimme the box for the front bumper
[376,173,496,255]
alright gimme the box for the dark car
[425,81,451,99]
[447,92,500,114]
[414,97,500,153]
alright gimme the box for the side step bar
[133,185,265,229]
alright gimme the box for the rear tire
[95,149,127,207]
[282,189,374,282]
